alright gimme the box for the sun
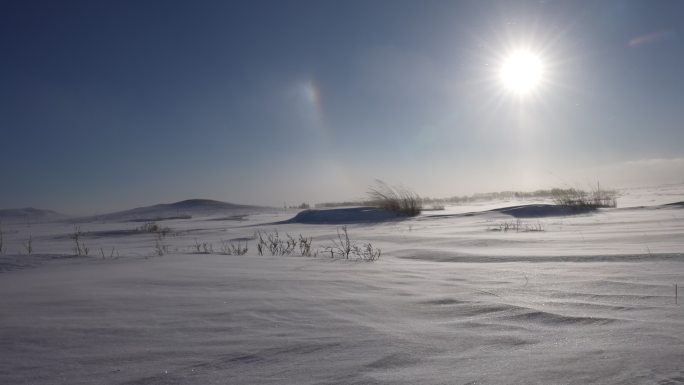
[499,50,544,95]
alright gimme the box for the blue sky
[1,0,683,213]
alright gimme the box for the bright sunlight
[499,50,544,95]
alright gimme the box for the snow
[1,184,683,384]
[284,207,403,224]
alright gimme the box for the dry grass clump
[220,239,248,255]
[367,180,422,216]
[254,227,380,261]
[72,225,89,256]
[154,238,169,256]
[23,234,33,255]
[130,226,380,262]
[324,226,381,261]
[138,221,171,237]
[297,234,315,257]
[192,239,214,254]
[551,182,617,210]
[488,219,544,232]
[255,230,314,257]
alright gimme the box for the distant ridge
[82,199,266,222]
[0,208,68,223]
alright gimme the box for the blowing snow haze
[1,0,683,213]
[2,2,684,384]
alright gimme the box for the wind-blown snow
[1,184,683,384]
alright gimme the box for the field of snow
[1,185,683,384]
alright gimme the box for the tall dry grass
[367,180,422,216]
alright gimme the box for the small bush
[326,226,354,259]
[367,180,422,216]
[298,234,315,257]
[138,221,160,232]
[138,222,171,237]
[255,230,297,256]
[190,239,215,254]
[325,226,381,261]
[551,182,617,210]
[353,242,381,261]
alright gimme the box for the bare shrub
[488,219,544,232]
[255,230,296,256]
[551,182,617,210]
[588,182,618,208]
[0,221,4,255]
[153,231,169,256]
[326,226,354,259]
[253,228,378,262]
[138,222,171,238]
[270,231,293,255]
[97,247,119,259]
[189,239,215,254]
[72,225,89,256]
[325,226,381,261]
[298,234,315,257]
[23,234,33,255]
[367,180,422,216]
[256,233,264,256]
[353,242,381,261]
[219,238,230,254]
[154,240,168,256]
[219,239,248,255]
[234,241,248,255]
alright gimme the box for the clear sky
[2,0,683,214]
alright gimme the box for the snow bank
[283,207,404,224]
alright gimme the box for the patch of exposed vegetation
[137,222,172,237]
[253,227,380,261]
[72,225,89,256]
[0,221,4,255]
[488,219,545,232]
[367,180,422,216]
[551,183,617,210]
[324,226,381,261]
[220,239,248,255]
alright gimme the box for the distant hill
[82,199,267,222]
[0,208,69,223]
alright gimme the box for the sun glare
[499,50,544,95]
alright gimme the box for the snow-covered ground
[1,184,683,384]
